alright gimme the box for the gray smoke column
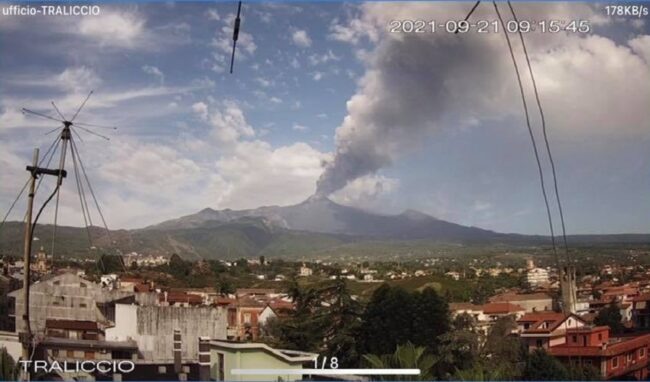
[316,15,511,196]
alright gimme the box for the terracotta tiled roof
[134,283,151,293]
[632,293,650,302]
[518,311,565,322]
[160,291,203,304]
[268,300,294,311]
[549,333,650,357]
[214,296,237,306]
[482,302,525,314]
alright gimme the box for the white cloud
[192,101,255,144]
[308,50,340,66]
[206,8,220,21]
[292,123,308,131]
[142,65,164,84]
[292,29,312,48]
[78,9,145,49]
[312,72,324,81]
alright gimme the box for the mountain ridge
[146,196,500,241]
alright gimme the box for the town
[2,244,650,381]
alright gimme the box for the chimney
[198,336,211,381]
[173,329,182,374]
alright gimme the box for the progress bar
[231,369,421,375]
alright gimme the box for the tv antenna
[0,91,121,380]
[18,90,118,260]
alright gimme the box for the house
[490,292,553,312]
[450,302,525,334]
[547,326,650,380]
[207,340,316,381]
[105,303,227,363]
[8,272,154,334]
[526,267,549,288]
[517,312,587,350]
[631,293,650,329]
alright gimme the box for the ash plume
[316,14,513,196]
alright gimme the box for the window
[53,281,60,286]
[598,333,603,341]
[243,312,251,324]
[158,366,166,374]
[612,357,619,369]
[84,351,95,360]
[536,339,543,348]
[79,303,87,308]
[572,335,578,343]
[67,350,75,358]
[52,349,59,357]
[640,348,646,358]
[80,282,87,288]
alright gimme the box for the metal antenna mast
[11,92,118,379]
[230,1,243,74]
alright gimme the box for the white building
[526,267,550,287]
[298,265,313,277]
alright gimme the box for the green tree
[595,303,624,334]
[523,349,569,380]
[363,342,437,381]
[567,362,602,381]
[360,285,449,355]
[218,278,235,295]
[98,254,124,274]
[483,315,526,366]
[436,312,482,377]
[453,361,510,381]
[268,281,327,351]
[321,277,363,367]
[359,284,417,355]
[0,347,17,381]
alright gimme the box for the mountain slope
[148,195,503,241]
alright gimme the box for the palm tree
[363,342,437,381]
[453,362,510,381]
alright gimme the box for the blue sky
[0,2,649,235]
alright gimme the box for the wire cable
[71,138,125,271]
[506,1,570,261]
[70,137,93,246]
[493,2,559,265]
[0,135,61,232]
[456,1,481,34]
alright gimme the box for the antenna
[18,91,119,263]
[230,1,243,74]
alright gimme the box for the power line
[493,1,559,265]
[506,1,570,262]
[456,1,481,34]
[0,136,61,231]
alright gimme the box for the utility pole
[20,147,67,381]
[20,148,38,382]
